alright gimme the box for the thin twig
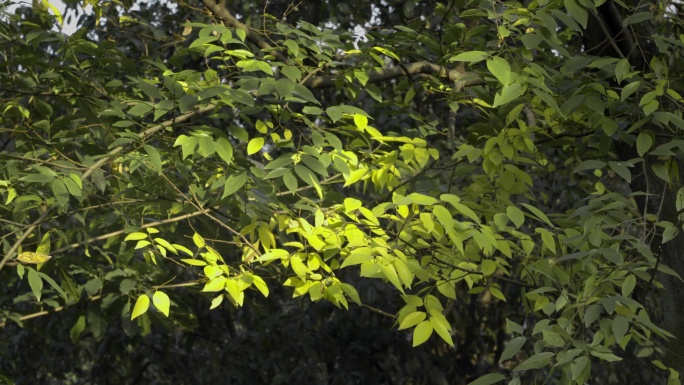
[81,104,215,181]
[362,304,395,319]
[200,0,289,63]
[0,209,52,272]
[156,171,262,259]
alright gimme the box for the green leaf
[51,179,69,205]
[197,135,215,157]
[252,275,269,297]
[341,252,373,268]
[513,352,555,371]
[433,205,454,231]
[571,356,590,380]
[429,311,454,346]
[215,137,234,165]
[5,187,16,205]
[379,263,405,294]
[467,373,506,385]
[521,203,553,227]
[326,106,344,123]
[451,51,489,63]
[27,268,44,301]
[353,114,368,130]
[229,89,254,106]
[152,291,170,317]
[63,177,82,197]
[608,161,631,183]
[69,315,86,343]
[210,295,224,309]
[222,172,248,198]
[302,106,322,115]
[124,232,148,241]
[487,57,511,86]
[283,172,298,192]
[247,137,264,155]
[506,206,525,228]
[173,135,199,159]
[621,81,641,101]
[615,59,630,83]
[144,145,163,173]
[38,271,67,299]
[652,163,670,182]
[293,84,320,104]
[490,287,506,301]
[399,311,427,330]
[19,174,55,183]
[542,329,565,347]
[193,233,206,248]
[499,337,527,363]
[412,320,434,347]
[436,280,457,299]
[178,95,199,114]
[181,258,207,266]
[623,11,653,26]
[131,294,150,320]
[636,132,652,156]
[643,99,659,115]
[590,351,622,362]
[565,0,588,28]
[275,78,296,98]
[138,79,164,100]
[452,202,481,223]
[612,315,629,341]
[281,65,301,81]
[493,84,526,108]
[35,232,51,255]
[189,35,218,48]
[128,103,153,117]
[622,274,637,297]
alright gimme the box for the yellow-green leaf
[152,291,170,317]
[252,274,269,297]
[124,232,148,241]
[131,294,150,320]
[399,311,426,330]
[247,137,265,155]
[412,320,434,347]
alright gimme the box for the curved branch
[0,209,52,272]
[200,0,289,63]
[304,61,483,89]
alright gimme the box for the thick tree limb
[199,0,483,90]
[200,0,289,63]
[304,61,483,89]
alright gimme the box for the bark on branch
[199,1,482,90]
[304,61,483,90]
[200,0,289,63]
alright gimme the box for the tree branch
[200,0,289,63]
[362,304,396,319]
[0,209,52,272]
[52,210,207,255]
[304,61,483,89]
[81,103,215,181]
[1,104,217,272]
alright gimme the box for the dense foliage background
[1,0,684,384]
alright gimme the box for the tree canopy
[1,0,684,383]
